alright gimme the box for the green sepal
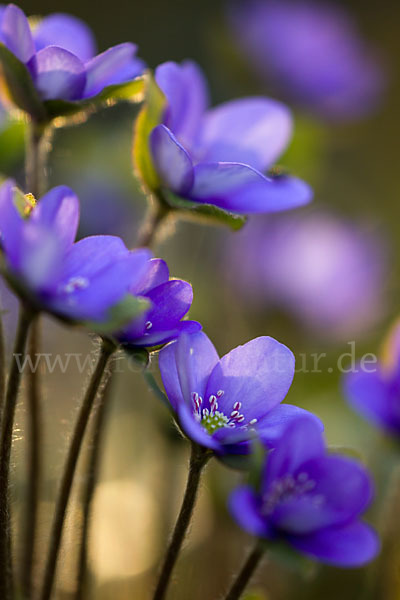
[0,43,46,121]
[217,437,267,472]
[85,294,150,336]
[260,538,315,576]
[122,345,150,369]
[132,70,166,191]
[43,76,146,120]
[163,190,247,231]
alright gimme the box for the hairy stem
[19,118,51,599]
[20,318,41,599]
[25,119,50,198]
[137,198,171,249]
[0,299,6,421]
[39,340,116,600]
[153,443,211,600]
[0,306,33,599]
[223,542,265,600]
[75,363,116,600]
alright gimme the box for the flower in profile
[225,212,386,341]
[344,321,400,436]
[148,60,312,215]
[0,179,151,327]
[158,330,321,455]
[230,418,379,567]
[228,0,386,120]
[117,258,201,348]
[0,4,145,105]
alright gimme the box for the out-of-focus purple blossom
[117,258,201,348]
[225,212,386,340]
[345,321,400,436]
[0,4,145,103]
[0,179,151,324]
[158,330,322,456]
[228,0,386,120]
[149,60,312,215]
[230,418,379,567]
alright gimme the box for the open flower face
[230,418,379,567]
[148,60,312,215]
[0,179,151,325]
[0,4,145,103]
[159,331,321,455]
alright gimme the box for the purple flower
[149,60,312,215]
[344,322,400,436]
[228,1,386,120]
[117,258,201,348]
[230,418,379,567]
[0,4,145,103]
[225,212,386,340]
[158,330,321,456]
[0,179,151,325]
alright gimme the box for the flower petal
[31,185,79,252]
[190,162,312,214]
[263,418,325,491]
[31,46,86,101]
[159,331,219,411]
[0,179,23,268]
[271,456,374,535]
[288,521,379,567]
[125,320,202,348]
[150,125,194,194]
[199,98,292,172]
[1,4,35,63]
[344,369,398,433]
[155,60,208,148]
[205,336,295,423]
[229,486,270,537]
[83,42,143,98]
[257,404,324,448]
[33,13,96,61]
[52,242,151,321]
[133,258,169,294]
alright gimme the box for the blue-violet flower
[0,4,145,102]
[159,330,321,455]
[230,417,379,567]
[149,60,312,214]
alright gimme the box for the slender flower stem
[25,119,50,198]
[0,306,34,600]
[39,340,116,600]
[0,300,6,421]
[20,118,51,600]
[75,362,116,600]
[223,542,265,600]
[153,442,211,600]
[20,317,41,600]
[137,198,171,249]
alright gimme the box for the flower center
[191,391,258,435]
[61,276,90,294]
[262,472,321,516]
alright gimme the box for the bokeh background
[1,0,400,598]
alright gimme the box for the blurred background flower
[224,211,388,341]
[227,0,387,121]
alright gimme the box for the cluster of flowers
[0,3,384,597]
